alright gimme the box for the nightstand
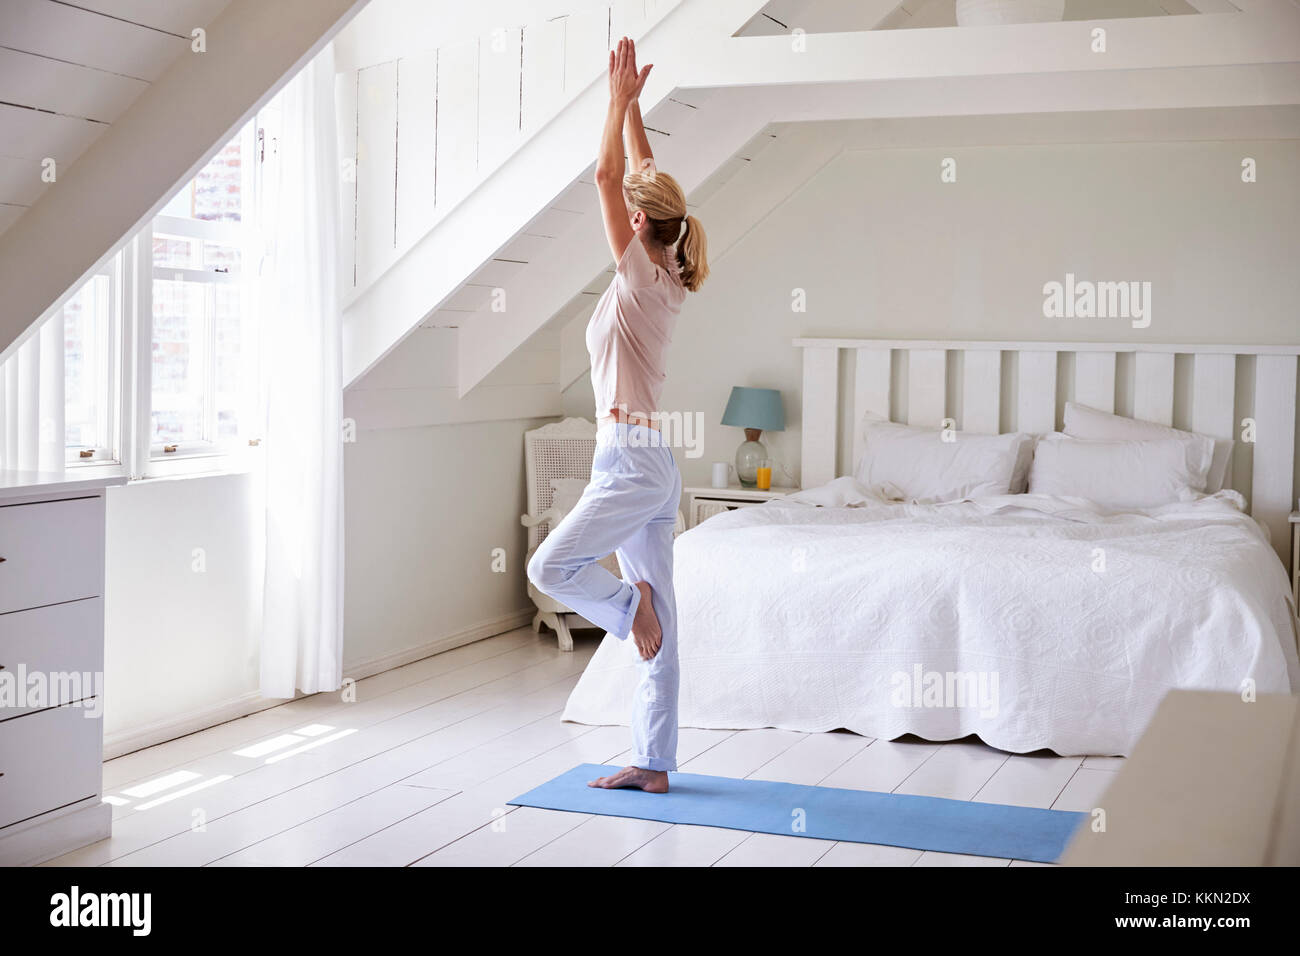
[683,484,797,529]
[1290,512,1299,607]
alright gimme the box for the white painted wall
[102,412,548,752]
[564,134,1300,489]
[342,417,548,668]
[341,322,561,670]
[102,474,265,746]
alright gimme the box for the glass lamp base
[735,438,768,488]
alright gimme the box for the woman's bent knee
[527,541,569,595]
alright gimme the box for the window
[148,122,262,463]
[64,110,276,478]
[63,265,119,463]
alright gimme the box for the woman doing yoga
[526,37,709,794]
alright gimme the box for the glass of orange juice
[756,458,773,491]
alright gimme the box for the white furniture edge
[0,471,128,503]
[1061,690,1299,866]
[795,337,1300,570]
[685,484,797,502]
[684,484,795,530]
[0,474,120,866]
[0,798,112,867]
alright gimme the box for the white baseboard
[340,608,536,683]
[102,607,536,760]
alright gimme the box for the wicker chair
[521,417,683,651]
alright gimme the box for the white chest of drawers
[0,471,124,866]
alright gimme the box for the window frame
[144,120,261,475]
[63,258,123,468]
[65,114,269,481]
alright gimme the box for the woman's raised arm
[594,37,650,263]
[623,41,654,172]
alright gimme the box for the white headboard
[795,337,1300,567]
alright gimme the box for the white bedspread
[562,478,1300,756]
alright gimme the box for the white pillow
[1062,402,1228,492]
[855,416,1031,503]
[1027,436,1201,509]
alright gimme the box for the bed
[562,338,1300,756]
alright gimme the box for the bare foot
[587,766,669,792]
[630,581,661,660]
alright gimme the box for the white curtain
[0,316,65,474]
[258,44,345,698]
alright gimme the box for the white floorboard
[974,753,1084,809]
[819,738,940,791]
[750,730,873,785]
[715,832,837,867]
[210,785,458,867]
[914,850,1013,867]
[1052,767,1118,813]
[54,627,1122,868]
[514,814,670,867]
[893,739,1010,801]
[615,823,751,867]
[814,840,922,866]
[413,806,591,867]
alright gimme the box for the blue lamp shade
[720,387,785,432]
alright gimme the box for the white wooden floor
[46,627,1122,867]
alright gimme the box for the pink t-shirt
[586,239,686,421]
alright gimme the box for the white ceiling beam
[738,0,909,34]
[801,105,1300,149]
[0,0,370,365]
[690,3,1300,88]
[751,62,1300,123]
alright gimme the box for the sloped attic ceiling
[0,0,370,365]
[0,0,234,240]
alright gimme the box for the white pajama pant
[527,423,681,772]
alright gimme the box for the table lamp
[721,386,785,487]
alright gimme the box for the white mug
[711,461,733,489]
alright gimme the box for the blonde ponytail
[621,168,710,292]
[676,214,708,292]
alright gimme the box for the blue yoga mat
[509,764,1086,863]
